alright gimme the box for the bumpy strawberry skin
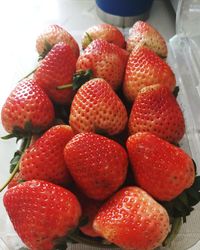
[18,125,74,186]
[76,39,128,90]
[64,132,128,200]
[82,23,125,49]
[36,24,79,59]
[93,186,170,250]
[3,180,82,250]
[34,42,77,104]
[123,46,176,102]
[126,132,195,201]
[69,78,128,136]
[128,84,185,143]
[126,21,167,57]
[1,79,55,134]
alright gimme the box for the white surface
[0,0,199,249]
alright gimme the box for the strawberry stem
[17,67,38,83]
[0,136,32,192]
[56,83,73,90]
[56,69,93,91]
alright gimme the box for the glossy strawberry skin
[1,79,55,134]
[69,78,128,135]
[36,24,79,59]
[93,186,170,250]
[127,133,195,201]
[76,39,128,90]
[123,46,176,102]
[127,21,167,57]
[34,42,77,104]
[4,180,82,250]
[64,133,128,200]
[129,84,185,143]
[82,23,125,49]
[19,125,74,186]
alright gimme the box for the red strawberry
[34,42,77,104]
[64,132,128,200]
[126,132,195,201]
[126,21,167,57]
[4,180,82,250]
[82,23,125,49]
[128,84,185,143]
[18,125,74,186]
[93,186,170,250]
[76,39,128,90]
[123,46,176,102]
[36,24,79,59]
[79,198,102,237]
[69,78,128,135]
[1,79,55,134]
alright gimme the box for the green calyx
[38,40,53,61]
[85,32,93,44]
[0,136,32,192]
[161,175,200,223]
[57,69,93,91]
[1,121,44,142]
[53,228,116,250]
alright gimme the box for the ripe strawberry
[69,78,128,135]
[76,39,129,90]
[126,21,167,57]
[79,198,102,237]
[36,24,79,59]
[126,132,195,201]
[64,132,128,200]
[34,42,77,104]
[128,84,185,143]
[18,125,74,186]
[93,186,170,250]
[4,180,82,250]
[81,23,125,49]
[123,46,176,102]
[1,79,55,134]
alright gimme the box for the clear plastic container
[0,0,200,249]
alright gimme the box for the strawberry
[4,180,82,250]
[76,39,128,90]
[126,132,195,201]
[64,132,128,200]
[69,78,128,135]
[34,42,77,104]
[81,23,125,49]
[18,125,74,186]
[1,79,55,134]
[128,84,185,143]
[79,198,102,237]
[93,186,170,250]
[126,21,167,58]
[36,24,79,59]
[123,46,176,102]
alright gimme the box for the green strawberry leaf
[73,69,93,90]
[9,150,22,173]
[79,216,89,227]
[163,217,182,247]
[53,229,116,249]
[38,40,53,61]
[173,86,180,98]
[57,70,93,91]
[161,175,200,222]
[85,32,93,43]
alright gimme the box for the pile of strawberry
[1,22,200,250]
